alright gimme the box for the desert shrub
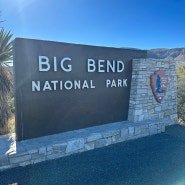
[177,76,185,123]
[177,64,185,78]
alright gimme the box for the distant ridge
[148,48,185,64]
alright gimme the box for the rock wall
[128,58,177,124]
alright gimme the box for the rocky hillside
[148,48,185,63]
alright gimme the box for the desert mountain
[148,48,185,64]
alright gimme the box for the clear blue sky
[0,0,185,49]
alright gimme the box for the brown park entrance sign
[14,38,147,140]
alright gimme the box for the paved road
[1,124,185,185]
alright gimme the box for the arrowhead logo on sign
[150,70,168,103]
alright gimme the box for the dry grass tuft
[0,115,15,135]
[178,118,185,126]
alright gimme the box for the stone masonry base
[0,119,175,171]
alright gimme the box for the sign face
[150,70,168,103]
[14,38,147,140]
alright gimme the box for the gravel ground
[1,124,185,185]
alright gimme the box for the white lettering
[60,81,63,90]
[111,79,116,87]
[43,81,52,91]
[39,56,72,72]
[117,61,124,72]
[87,59,125,73]
[32,81,40,91]
[90,80,95,88]
[106,79,111,87]
[123,79,127,87]
[53,57,57,71]
[74,80,81,89]
[60,57,72,72]
[39,56,50,71]
[87,59,96,72]
[51,80,58,90]
[31,80,96,91]
[107,60,115,72]
[98,60,105,72]
[106,79,128,88]
[82,80,89,89]
[118,79,122,87]
[64,81,73,90]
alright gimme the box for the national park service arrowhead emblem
[150,70,168,103]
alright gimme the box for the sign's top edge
[14,37,147,52]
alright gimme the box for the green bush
[177,76,185,123]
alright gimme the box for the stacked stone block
[128,59,177,125]
[0,120,166,171]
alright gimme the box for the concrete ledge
[0,119,175,171]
